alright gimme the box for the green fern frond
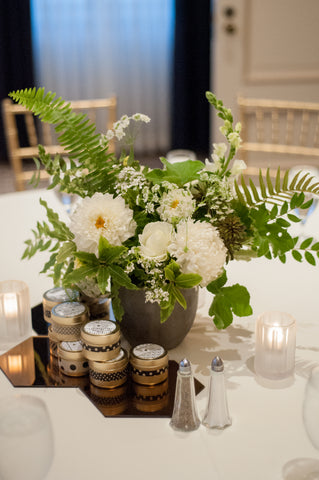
[9,87,108,167]
[235,167,319,208]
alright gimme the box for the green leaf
[74,251,99,266]
[164,265,176,282]
[206,270,227,294]
[234,180,246,204]
[277,218,290,228]
[240,175,253,205]
[145,158,203,187]
[56,241,76,263]
[280,202,288,216]
[112,296,124,322]
[292,250,302,262]
[209,294,233,329]
[305,251,316,266]
[97,266,110,294]
[311,242,319,251]
[40,253,58,274]
[249,178,261,202]
[108,265,138,289]
[170,285,187,309]
[287,213,301,223]
[300,237,313,249]
[98,236,126,264]
[279,254,286,264]
[222,284,253,317]
[300,198,314,210]
[160,301,175,324]
[64,264,99,285]
[175,273,202,289]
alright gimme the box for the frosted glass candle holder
[254,311,296,381]
[0,280,32,350]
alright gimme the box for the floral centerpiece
[10,88,319,331]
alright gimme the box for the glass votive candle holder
[254,311,296,381]
[0,280,32,350]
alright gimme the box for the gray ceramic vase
[118,287,199,350]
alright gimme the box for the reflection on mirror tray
[0,337,204,418]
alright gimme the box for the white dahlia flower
[69,193,136,254]
[168,219,227,287]
[157,188,195,223]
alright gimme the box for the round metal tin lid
[83,320,117,336]
[58,340,86,361]
[53,301,86,318]
[60,341,83,352]
[132,344,166,360]
[43,287,79,304]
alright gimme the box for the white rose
[139,222,173,261]
[231,159,247,176]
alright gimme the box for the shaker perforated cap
[211,356,224,372]
[179,358,191,374]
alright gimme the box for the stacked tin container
[43,287,169,414]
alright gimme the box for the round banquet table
[0,188,319,480]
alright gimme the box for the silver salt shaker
[202,356,232,429]
[170,358,200,432]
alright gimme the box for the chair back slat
[285,110,295,145]
[314,113,319,148]
[237,96,319,178]
[271,109,279,144]
[299,110,310,146]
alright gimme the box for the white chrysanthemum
[69,193,136,254]
[168,219,227,287]
[157,188,195,223]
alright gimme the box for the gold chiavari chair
[2,96,117,191]
[237,96,319,178]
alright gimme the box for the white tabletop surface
[1,188,319,480]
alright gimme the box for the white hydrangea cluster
[157,188,195,223]
[168,219,227,287]
[69,192,136,255]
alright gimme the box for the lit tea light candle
[4,293,18,320]
[0,280,32,350]
[254,311,296,382]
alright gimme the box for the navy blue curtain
[171,0,211,158]
[0,0,35,162]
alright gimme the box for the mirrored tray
[0,335,204,418]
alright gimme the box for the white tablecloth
[0,189,319,480]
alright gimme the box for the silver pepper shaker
[170,358,200,432]
[202,356,232,429]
